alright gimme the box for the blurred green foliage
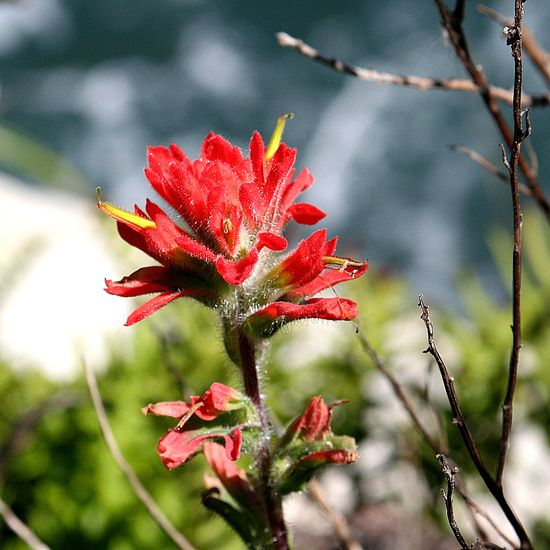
[1,209,550,548]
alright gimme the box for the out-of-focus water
[1,0,549,306]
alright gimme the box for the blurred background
[1,0,550,548]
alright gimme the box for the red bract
[203,442,257,506]
[99,117,367,330]
[157,426,242,470]
[142,383,244,424]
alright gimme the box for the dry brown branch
[477,4,550,86]
[419,296,531,549]
[308,480,362,550]
[0,496,50,550]
[84,361,197,550]
[356,325,514,547]
[496,0,527,489]
[433,0,550,224]
[450,145,532,197]
[276,32,548,108]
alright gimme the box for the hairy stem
[238,332,289,550]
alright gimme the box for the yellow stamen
[323,256,364,271]
[265,113,294,162]
[96,187,156,230]
[223,218,233,234]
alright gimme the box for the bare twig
[432,0,550,224]
[477,4,550,86]
[276,31,549,108]
[356,325,514,547]
[419,296,532,549]
[0,496,51,550]
[450,145,531,197]
[355,327,439,452]
[308,480,362,550]
[496,0,526,489]
[84,361,196,550]
[436,454,471,550]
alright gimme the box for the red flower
[99,116,366,330]
[143,382,245,425]
[157,426,242,470]
[275,396,358,494]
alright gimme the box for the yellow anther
[323,256,364,270]
[223,218,233,234]
[96,187,156,230]
[265,113,294,162]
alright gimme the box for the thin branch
[450,145,531,196]
[308,480,362,550]
[356,325,513,547]
[496,0,526,488]
[0,496,51,550]
[477,4,550,87]
[84,361,197,550]
[276,32,549,108]
[355,326,439,452]
[432,0,550,224]
[436,454,471,550]
[418,296,532,549]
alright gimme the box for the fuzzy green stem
[237,331,289,550]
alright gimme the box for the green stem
[237,331,289,550]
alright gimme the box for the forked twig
[432,0,550,224]
[84,361,196,550]
[450,145,531,197]
[356,324,514,547]
[419,296,531,549]
[0,496,50,550]
[436,454,471,550]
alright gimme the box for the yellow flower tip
[96,187,156,230]
[265,113,294,162]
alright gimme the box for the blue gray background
[1,0,549,306]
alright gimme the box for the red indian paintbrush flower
[143,382,248,470]
[99,115,367,334]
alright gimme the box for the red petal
[223,427,243,461]
[174,233,217,263]
[104,266,172,297]
[157,430,206,470]
[287,396,332,441]
[203,442,253,502]
[253,297,359,323]
[124,290,188,326]
[196,383,241,421]
[201,133,244,165]
[216,249,258,285]
[286,203,326,225]
[142,401,192,418]
[256,232,287,252]
[297,449,359,467]
[288,261,369,298]
[249,131,265,189]
[263,143,296,207]
[274,229,327,289]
